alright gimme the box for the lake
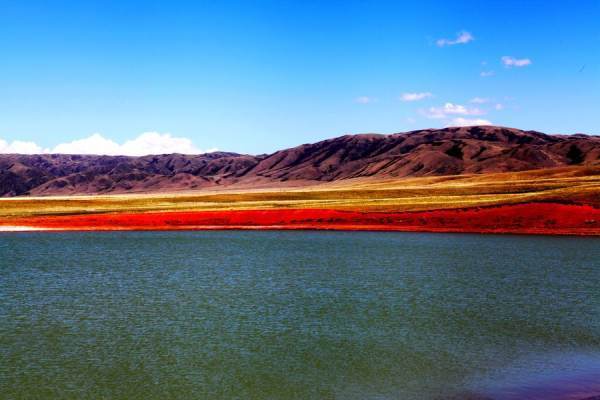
[1,231,599,399]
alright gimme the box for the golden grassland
[1,166,600,219]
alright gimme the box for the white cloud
[121,132,208,156]
[400,92,432,102]
[501,56,532,67]
[0,139,44,154]
[495,103,504,110]
[355,96,375,104]
[480,70,495,77]
[470,97,489,104]
[436,31,474,47]
[446,118,493,127]
[51,133,122,155]
[0,132,216,156]
[422,102,485,119]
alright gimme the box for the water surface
[1,231,599,399]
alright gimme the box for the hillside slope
[1,126,599,196]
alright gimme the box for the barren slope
[1,126,599,196]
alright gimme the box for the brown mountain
[1,126,599,196]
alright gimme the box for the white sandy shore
[0,226,58,232]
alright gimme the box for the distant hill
[1,126,600,196]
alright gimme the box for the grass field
[1,166,600,217]
[1,166,600,235]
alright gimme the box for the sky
[0,0,599,155]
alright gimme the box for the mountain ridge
[1,125,600,196]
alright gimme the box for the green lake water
[1,231,599,399]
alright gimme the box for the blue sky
[0,0,599,155]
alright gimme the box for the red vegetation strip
[3,202,600,235]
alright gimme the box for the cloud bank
[0,139,44,154]
[0,132,216,156]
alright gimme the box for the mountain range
[1,125,599,196]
